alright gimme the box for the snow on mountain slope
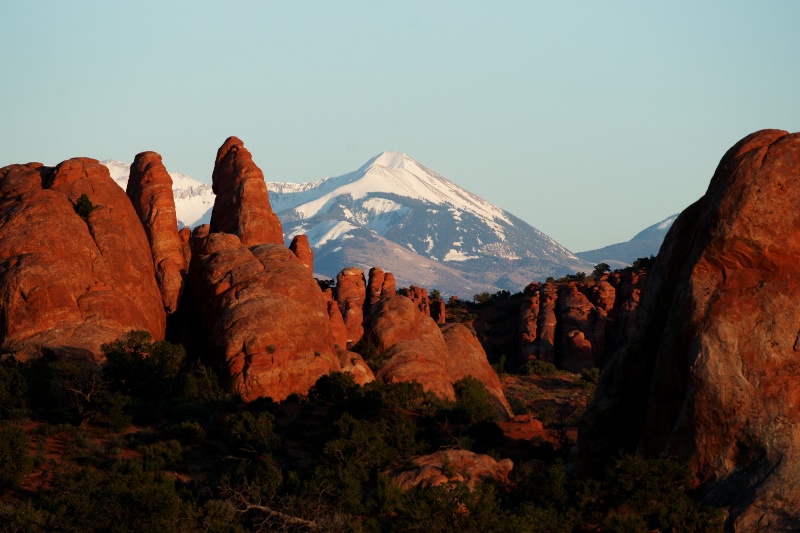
[268,151,511,237]
[102,153,594,296]
[100,159,215,227]
[576,213,679,266]
[268,151,591,294]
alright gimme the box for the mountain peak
[369,151,411,170]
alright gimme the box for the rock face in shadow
[366,296,512,419]
[190,233,341,401]
[210,136,284,246]
[579,129,800,531]
[126,151,186,314]
[0,158,166,360]
[334,267,366,348]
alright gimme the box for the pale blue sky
[2,1,799,251]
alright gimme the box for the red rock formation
[368,295,454,399]
[366,267,385,312]
[178,227,192,274]
[289,234,313,274]
[580,129,800,530]
[126,151,186,314]
[334,267,366,348]
[557,283,598,372]
[398,285,430,315]
[430,298,446,323]
[441,323,513,419]
[190,233,341,401]
[336,350,375,386]
[210,136,283,246]
[388,450,513,491]
[366,296,512,419]
[517,272,646,370]
[589,275,616,313]
[0,158,165,360]
[381,272,396,299]
[326,299,348,351]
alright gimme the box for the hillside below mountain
[576,214,678,267]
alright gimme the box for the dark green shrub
[448,376,498,424]
[0,425,33,488]
[0,360,28,418]
[228,411,280,454]
[102,331,186,400]
[308,371,358,405]
[73,194,96,219]
[522,359,559,377]
[138,439,183,471]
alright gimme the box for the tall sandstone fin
[126,151,186,314]
[210,136,283,246]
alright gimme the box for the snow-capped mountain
[103,153,595,297]
[576,214,678,267]
[101,159,214,228]
[267,151,591,296]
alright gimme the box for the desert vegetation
[0,332,723,532]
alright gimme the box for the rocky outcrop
[440,323,513,419]
[579,130,800,530]
[368,295,454,399]
[381,272,396,299]
[289,234,313,274]
[557,284,598,372]
[334,268,366,348]
[126,151,186,314]
[0,158,166,361]
[336,350,375,386]
[388,450,513,491]
[366,267,385,312]
[210,136,283,246]
[517,271,647,370]
[325,298,348,351]
[190,233,341,402]
[398,285,429,315]
[366,296,512,419]
[178,227,192,274]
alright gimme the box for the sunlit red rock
[210,136,283,246]
[289,234,313,274]
[334,267,366,348]
[0,158,165,360]
[190,233,340,401]
[126,151,186,314]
